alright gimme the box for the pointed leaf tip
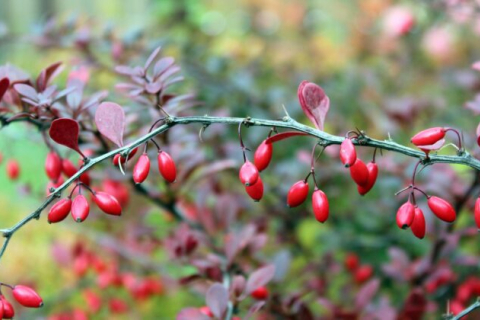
[49,118,84,157]
[95,102,126,147]
[297,81,330,131]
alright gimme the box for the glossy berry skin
[411,127,445,146]
[428,196,456,223]
[251,286,269,300]
[6,160,20,180]
[245,175,264,201]
[396,202,415,229]
[12,285,43,308]
[1,297,14,318]
[45,152,62,181]
[475,198,480,229]
[354,265,373,284]
[62,159,78,177]
[312,189,329,223]
[72,195,90,222]
[94,192,122,216]
[157,151,177,183]
[133,153,150,184]
[345,253,359,271]
[254,140,273,172]
[113,147,138,166]
[411,207,426,239]
[349,158,369,186]
[239,160,259,186]
[287,180,309,207]
[357,162,378,195]
[48,198,72,224]
[340,138,356,167]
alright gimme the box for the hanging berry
[133,153,151,184]
[157,151,177,183]
[411,207,426,239]
[6,160,20,180]
[411,127,445,146]
[94,192,122,216]
[48,198,72,224]
[254,140,273,172]
[349,158,369,186]
[113,147,138,166]
[251,286,269,300]
[239,160,259,186]
[12,285,43,308]
[340,138,356,167]
[287,180,309,207]
[245,176,264,201]
[61,159,78,178]
[357,161,378,195]
[474,198,480,229]
[45,152,62,181]
[71,194,90,222]
[427,196,456,223]
[396,201,415,229]
[1,296,14,318]
[312,188,329,223]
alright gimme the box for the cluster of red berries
[131,148,177,184]
[450,277,480,316]
[44,151,91,194]
[344,253,374,284]
[0,283,43,318]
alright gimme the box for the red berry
[427,196,456,223]
[45,152,62,181]
[79,172,91,186]
[157,151,177,183]
[340,138,356,167]
[287,180,309,207]
[133,153,150,184]
[396,202,415,229]
[450,299,465,316]
[411,127,445,146]
[113,147,138,166]
[72,195,90,222]
[48,198,72,223]
[239,160,259,186]
[411,207,426,239]
[349,158,369,186]
[94,192,122,216]
[6,159,20,180]
[108,298,128,314]
[199,306,214,317]
[12,285,43,308]
[251,286,269,300]
[102,180,130,207]
[354,265,373,284]
[312,188,329,223]
[46,176,64,195]
[245,175,264,201]
[474,198,480,229]
[357,162,378,195]
[254,140,273,172]
[345,253,359,271]
[62,159,78,177]
[1,296,14,319]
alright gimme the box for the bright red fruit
[157,151,177,183]
[133,153,150,184]
[474,198,480,229]
[12,285,43,308]
[113,147,138,166]
[345,253,359,271]
[411,207,426,239]
[411,127,445,146]
[287,180,309,207]
[239,160,259,186]
[46,176,64,195]
[349,158,369,186]
[48,198,72,223]
[199,306,214,317]
[354,265,373,284]
[254,140,273,172]
[72,195,90,222]
[94,192,122,216]
[45,152,62,181]
[396,202,415,229]
[62,159,78,177]
[1,296,14,318]
[340,138,356,167]
[251,286,269,300]
[245,175,264,201]
[357,162,378,195]
[312,189,329,223]
[6,159,20,180]
[427,196,456,223]
[102,180,130,207]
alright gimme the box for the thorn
[282,104,290,118]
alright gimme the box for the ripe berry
[113,147,138,166]
[345,253,359,271]
[349,158,369,186]
[72,195,90,222]
[287,180,309,207]
[62,159,78,177]
[251,286,269,300]
[312,188,329,223]
[427,196,456,223]
[12,285,43,308]
[254,140,273,172]
[411,127,445,146]
[133,153,150,184]
[46,176,64,195]
[340,138,356,167]
[6,159,20,180]
[45,152,62,181]
[199,306,214,317]
[48,198,72,224]
[102,180,130,207]
[239,160,259,186]
[245,175,264,201]
[157,151,177,183]
[474,198,480,229]
[411,207,426,239]
[396,202,415,229]
[357,162,378,195]
[1,296,14,318]
[354,265,373,284]
[94,192,122,216]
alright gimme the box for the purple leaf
[231,275,246,298]
[0,78,9,102]
[159,65,181,82]
[14,84,38,100]
[176,308,210,320]
[205,283,229,319]
[153,57,175,79]
[245,264,275,295]
[297,81,330,131]
[355,278,380,309]
[95,102,125,147]
[115,65,135,76]
[244,301,266,320]
[37,62,63,92]
[49,118,84,157]
[144,46,161,70]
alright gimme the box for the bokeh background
[2,0,480,319]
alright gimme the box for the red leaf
[265,131,309,144]
[205,283,229,319]
[49,118,84,157]
[95,102,125,147]
[37,62,63,91]
[0,78,9,102]
[245,264,275,295]
[298,81,330,131]
[245,301,266,320]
